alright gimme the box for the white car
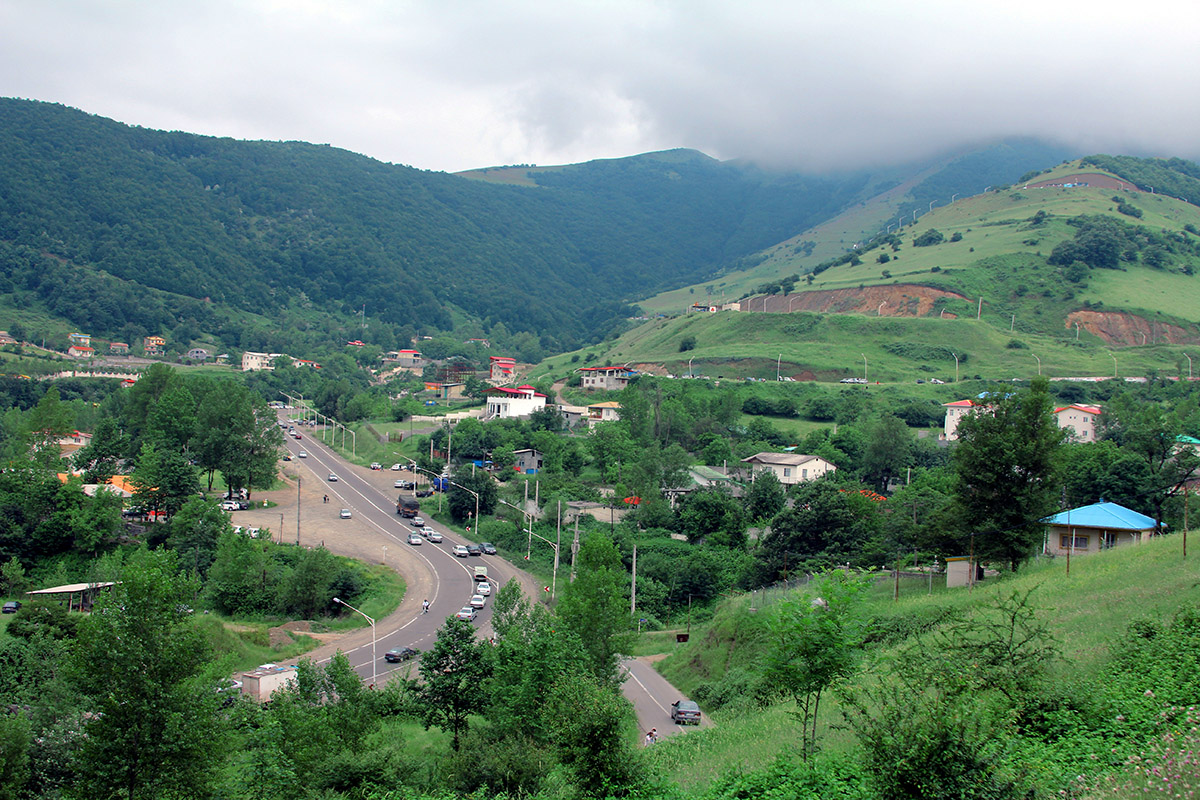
[407,533,423,545]
[452,545,469,558]
[469,594,486,609]
[476,581,491,595]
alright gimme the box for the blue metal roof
[1042,502,1158,530]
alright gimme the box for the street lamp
[333,597,376,686]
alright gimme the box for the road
[265,417,707,737]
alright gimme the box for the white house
[741,453,837,485]
[484,385,547,420]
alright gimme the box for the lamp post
[333,597,376,685]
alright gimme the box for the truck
[474,566,488,583]
[397,497,420,517]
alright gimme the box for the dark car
[466,544,482,557]
[2,601,20,614]
[384,647,418,663]
[479,542,497,555]
[671,700,701,725]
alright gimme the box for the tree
[763,570,871,762]
[68,548,224,799]
[745,469,785,521]
[861,413,912,494]
[556,534,633,686]
[419,617,492,750]
[951,377,1064,571]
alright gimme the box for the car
[469,594,486,609]
[298,450,307,458]
[671,700,702,725]
[452,545,469,558]
[340,508,352,519]
[391,463,403,471]
[2,601,20,614]
[455,606,477,622]
[407,533,423,545]
[421,526,436,537]
[384,647,418,663]
[479,542,497,555]
[370,462,382,470]
[466,545,482,557]
[476,581,491,595]
[328,474,338,482]
[410,517,425,528]
[425,530,443,543]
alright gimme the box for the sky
[2,0,1199,174]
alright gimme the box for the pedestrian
[422,599,430,614]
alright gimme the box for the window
[1060,534,1088,550]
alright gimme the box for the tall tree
[68,548,224,800]
[556,534,633,686]
[952,377,1064,571]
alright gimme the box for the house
[587,401,622,426]
[489,356,517,382]
[512,449,544,473]
[187,348,210,361]
[484,385,547,420]
[109,341,129,355]
[67,345,94,359]
[1041,501,1159,557]
[1054,404,1102,441]
[143,336,166,355]
[68,332,91,347]
[242,351,284,371]
[741,452,837,485]
[578,366,634,391]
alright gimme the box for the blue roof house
[1041,501,1159,557]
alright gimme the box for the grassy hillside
[648,532,1200,794]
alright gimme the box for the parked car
[452,545,469,558]
[425,530,443,543]
[469,594,486,609]
[370,462,382,470]
[476,581,491,595]
[407,533,423,545]
[384,647,418,663]
[298,451,307,458]
[328,473,338,482]
[455,606,477,622]
[671,700,702,725]
[466,545,482,557]
[479,542,497,555]
[340,508,352,519]
[2,601,20,614]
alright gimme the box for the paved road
[272,418,708,737]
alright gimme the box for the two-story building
[484,385,547,420]
[578,366,634,391]
[741,452,837,485]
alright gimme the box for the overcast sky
[3,0,1199,173]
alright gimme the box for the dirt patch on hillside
[1066,311,1200,346]
[756,284,967,317]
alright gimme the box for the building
[489,356,517,382]
[512,449,544,473]
[587,401,622,426]
[741,452,837,485]
[1041,501,1158,557]
[67,345,94,359]
[577,366,634,391]
[484,385,547,420]
[187,348,210,361]
[242,351,283,372]
[109,341,129,355]
[1054,404,1102,441]
[68,332,91,347]
[143,336,166,355]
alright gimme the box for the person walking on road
[422,599,430,614]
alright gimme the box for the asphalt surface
[258,415,707,738]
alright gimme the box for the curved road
[275,417,705,737]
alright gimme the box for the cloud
[2,0,1199,172]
